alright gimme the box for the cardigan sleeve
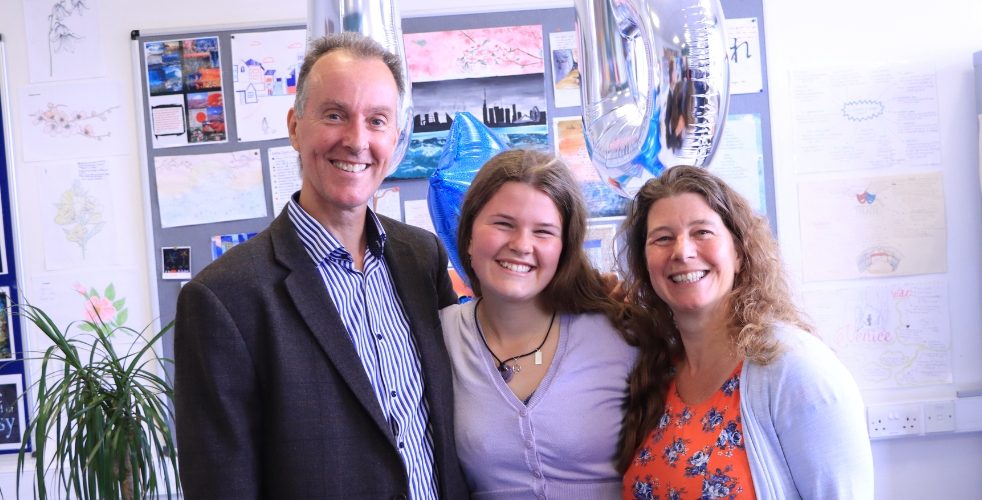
[752,327,874,500]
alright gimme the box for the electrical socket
[924,401,956,433]
[867,403,922,438]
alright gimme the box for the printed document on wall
[805,281,952,389]
[707,114,765,213]
[797,171,946,282]
[790,62,941,173]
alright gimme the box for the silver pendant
[513,360,522,373]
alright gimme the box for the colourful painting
[554,117,629,217]
[393,25,548,179]
[144,37,227,147]
[405,26,544,82]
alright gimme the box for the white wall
[1,0,980,497]
[762,0,982,498]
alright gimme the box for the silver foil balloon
[307,0,413,173]
[574,0,729,197]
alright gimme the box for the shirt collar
[287,192,387,265]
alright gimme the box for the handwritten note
[805,281,952,389]
[724,18,763,94]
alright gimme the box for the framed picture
[0,374,26,451]
[0,287,14,360]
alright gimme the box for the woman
[440,149,654,499]
[619,166,873,499]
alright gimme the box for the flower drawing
[75,282,129,336]
[29,102,117,140]
[46,0,88,76]
[53,180,105,258]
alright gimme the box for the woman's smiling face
[644,192,743,324]
[468,182,563,306]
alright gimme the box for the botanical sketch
[29,102,118,141]
[23,0,106,82]
[37,159,118,271]
[74,281,130,337]
[20,81,129,162]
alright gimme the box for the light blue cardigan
[740,324,874,499]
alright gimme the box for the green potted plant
[14,293,180,500]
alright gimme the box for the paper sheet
[797,171,947,282]
[584,221,618,273]
[404,199,436,235]
[36,159,119,270]
[144,38,228,147]
[549,32,581,108]
[805,281,952,389]
[19,81,129,162]
[724,18,763,94]
[266,146,302,216]
[372,187,402,221]
[230,29,306,142]
[32,269,146,355]
[154,150,267,228]
[553,117,630,218]
[707,114,766,213]
[790,62,941,173]
[23,0,107,83]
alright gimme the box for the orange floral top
[622,363,755,500]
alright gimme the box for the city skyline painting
[411,74,548,133]
[393,24,548,179]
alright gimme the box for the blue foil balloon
[428,112,511,286]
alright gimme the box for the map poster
[805,281,953,389]
[154,150,267,228]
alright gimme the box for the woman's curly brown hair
[615,165,812,472]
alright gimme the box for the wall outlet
[867,403,923,438]
[924,401,956,433]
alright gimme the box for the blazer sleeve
[175,280,262,500]
[769,334,874,499]
[432,231,458,309]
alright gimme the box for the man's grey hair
[293,32,405,119]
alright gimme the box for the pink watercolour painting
[404,26,544,83]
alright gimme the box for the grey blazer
[174,209,468,500]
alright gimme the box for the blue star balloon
[428,112,511,287]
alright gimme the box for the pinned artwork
[23,0,107,83]
[230,29,306,142]
[154,150,267,228]
[162,247,192,280]
[144,37,228,147]
[19,81,129,162]
[394,25,549,179]
[36,159,119,271]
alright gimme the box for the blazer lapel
[268,213,395,444]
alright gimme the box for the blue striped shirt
[288,196,438,499]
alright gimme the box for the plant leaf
[115,308,128,327]
[104,283,115,301]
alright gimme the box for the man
[175,32,467,499]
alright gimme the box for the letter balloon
[574,0,729,197]
[307,0,413,173]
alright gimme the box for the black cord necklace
[474,299,556,383]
